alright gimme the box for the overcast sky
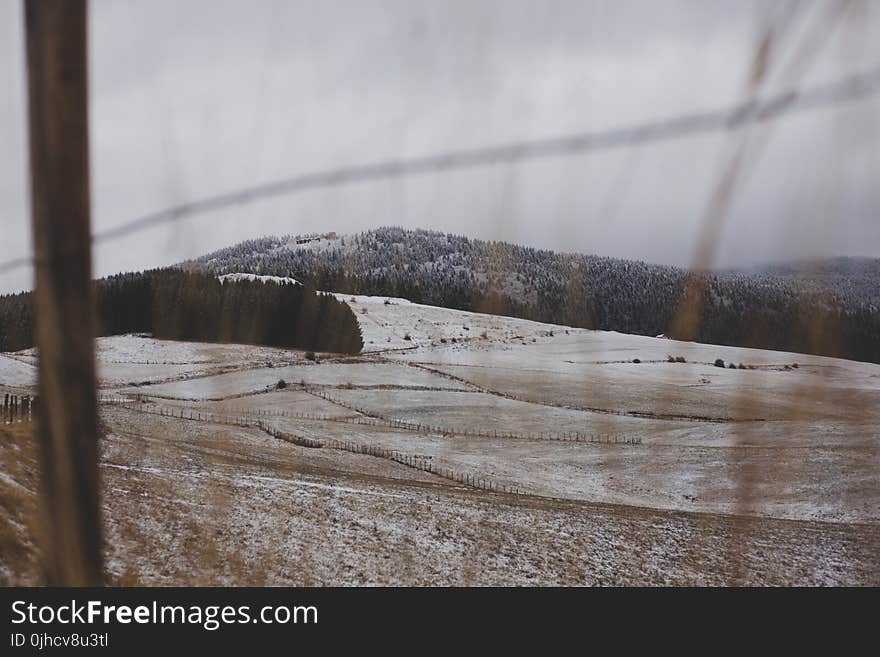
[1,0,879,293]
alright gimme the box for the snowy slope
[0,354,36,389]
[5,290,878,524]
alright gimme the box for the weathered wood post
[25,0,102,585]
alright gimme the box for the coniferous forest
[0,268,363,354]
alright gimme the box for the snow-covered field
[122,361,472,400]
[0,353,36,390]
[334,293,573,353]
[162,389,363,420]
[2,295,879,584]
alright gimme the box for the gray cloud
[1,0,879,294]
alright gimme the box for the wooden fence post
[25,0,102,585]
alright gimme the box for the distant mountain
[184,227,880,363]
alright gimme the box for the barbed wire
[2,62,879,279]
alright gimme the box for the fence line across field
[98,393,642,445]
[2,393,37,424]
[304,388,643,445]
[111,400,526,496]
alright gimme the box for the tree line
[0,268,363,355]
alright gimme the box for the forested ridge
[185,227,880,364]
[0,268,363,354]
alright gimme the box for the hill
[184,227,880,364]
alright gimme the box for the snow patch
[218,273,302,286]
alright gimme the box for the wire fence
[2,63,880,278]
[305,388,644,445]
[108,399,526,495]
[99,393,643,446]
[9,1,874,588]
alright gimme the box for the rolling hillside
[185,227,880,364]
